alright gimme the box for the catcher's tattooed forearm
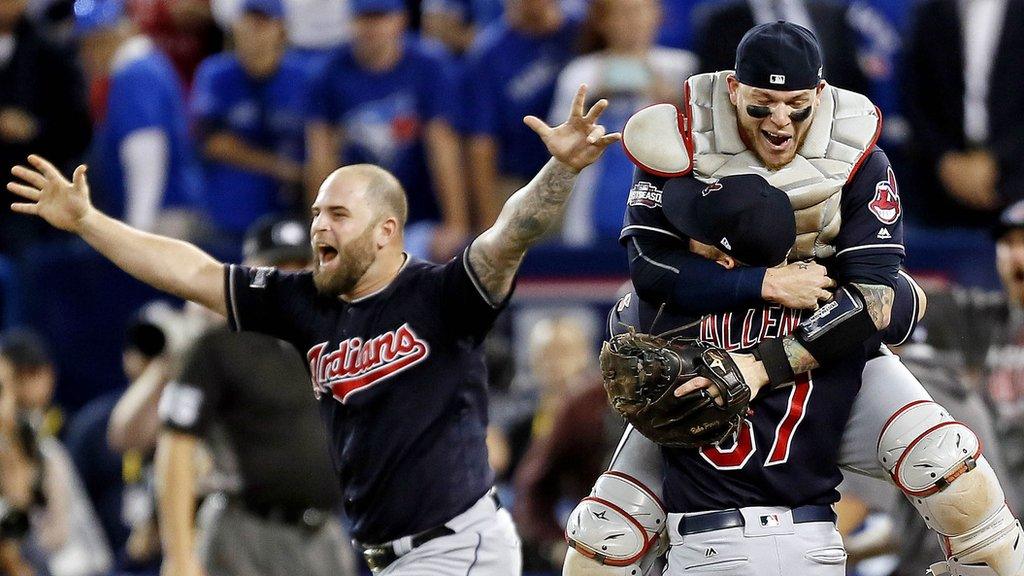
[775,282,894,377]
[782,337,819,375]
[851,282,895,330]
[468,159,578,302]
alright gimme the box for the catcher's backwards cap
[735,20,823,91]
[662,174,796,266]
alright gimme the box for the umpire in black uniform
[155,214,357,576]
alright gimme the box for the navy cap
[241,0,284,18]
[73,0,124,36]
[994,200,1024,240]
[662,174,796,266]
[351,0,404,15]
[243,214,311,264]
[735,21,823,91]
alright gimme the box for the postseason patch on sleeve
[627,180,663,208]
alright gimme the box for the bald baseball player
[8,84,621,575]
[565,21,1024,576]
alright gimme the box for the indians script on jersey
[307,323,430,402]
[698,305,807,351]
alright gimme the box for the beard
[312,223,377,298]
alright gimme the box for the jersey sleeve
[833,149,906,285]
[879,270,923,346]
[223,264,315,344]
[157,332,223,435]
[619,168,684,243]
[438,249,512,342]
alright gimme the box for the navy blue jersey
[609,292,865,512]
[223,251,506,543]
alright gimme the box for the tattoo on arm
[468,159,578,302]
[851,283,894,330]
[782,337,819,375]
[776,282,893,375]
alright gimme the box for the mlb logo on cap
[770,74,786,85]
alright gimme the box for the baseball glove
[600,333,750,448]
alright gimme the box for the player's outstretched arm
[8,155,227,315]
[468,84,621,302]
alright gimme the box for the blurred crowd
[0,0,1023,574]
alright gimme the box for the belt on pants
[677,504,836,536]
[357,491,501,573]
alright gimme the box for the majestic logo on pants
[307,323,430,403]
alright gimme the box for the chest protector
[622,71,881,260]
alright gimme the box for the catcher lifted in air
[567,21,1024,576]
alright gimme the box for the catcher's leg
[563,425,666,576]
[844,352,1024,576]
[879,398,1024,576]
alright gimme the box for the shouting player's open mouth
[316,242,339,267]
[761,129,793,151]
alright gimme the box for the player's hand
[8,155,93,234]
[674,353,768,402]
[762,260,834,309]
[524,84,621,173]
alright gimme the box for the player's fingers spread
[10,203,38,215]
[587,125,606,144]
[583,98,609,122]
[26,155,64,182]
[72,165,88,189]
[523,115,551,135]
[7,182,40,200]
[11,165,46,188]
[571,84,587,118]
[597,132,623,147]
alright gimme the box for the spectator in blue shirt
[190,0,307,250]
[76,0,202,234]
[421,0,502,54]
[462,0,580,229]
[305,0,469,260]
[549,0,696,246]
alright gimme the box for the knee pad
[879,401,1024,576]
[564,472,666,570]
